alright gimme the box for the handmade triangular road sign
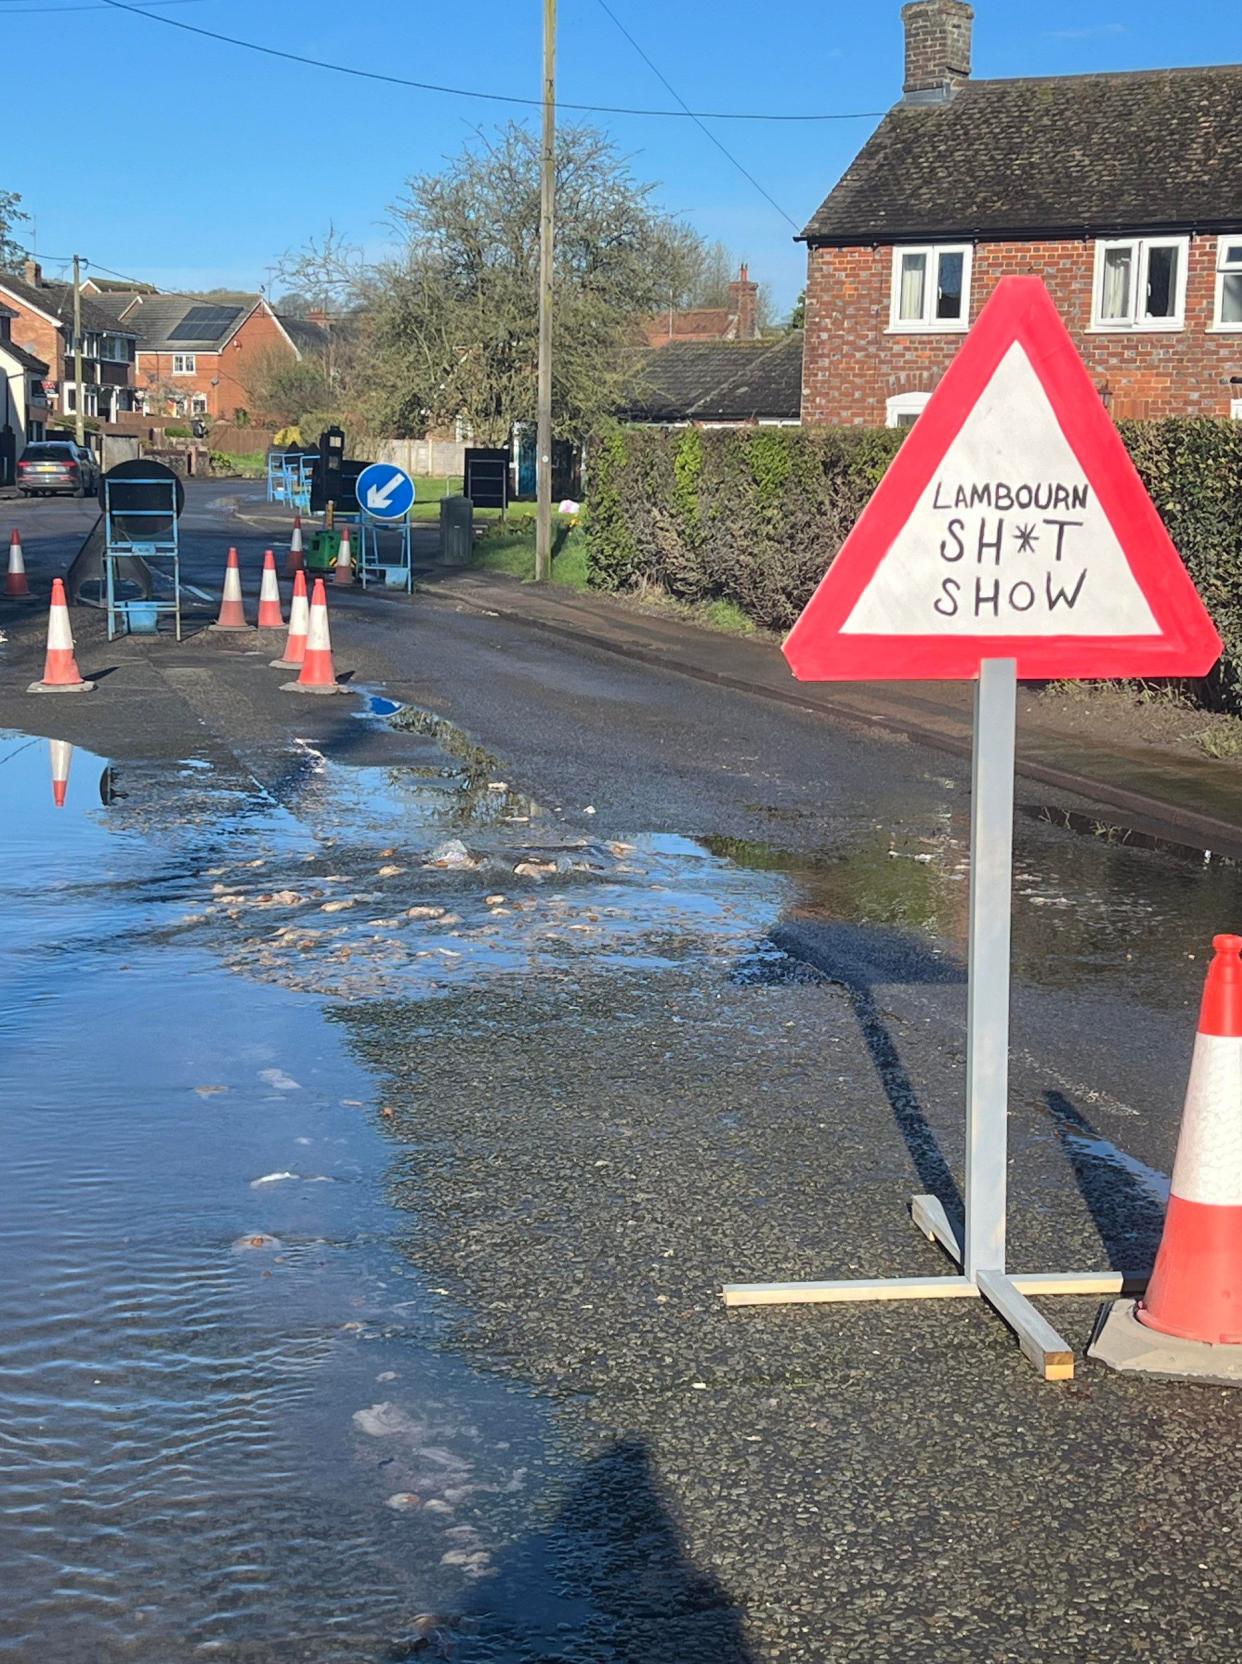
[784,277,1222,682]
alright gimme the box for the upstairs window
[1215,237,1242,328]
[890,245,971,331]
[1093,237,1187,330]
[172,352,196,374]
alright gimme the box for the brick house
[641,264,762,347]
[0,260,138,425]
[800,1,1242,428]
[0,304,50,481]
[95,293,327,423]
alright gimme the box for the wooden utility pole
[72,254,84,447]
[535,0,556,582]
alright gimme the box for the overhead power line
[592,0,799,229]
[93,0,882,124]
[2,0,201,12]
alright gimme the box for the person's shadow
[394,1438,754,1662]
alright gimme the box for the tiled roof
[802,65,1242,243]
[121,296,250,351]
[0,274,136,336]
[687,332,804,422]
[618,337,801,423]
[276,314,329,354]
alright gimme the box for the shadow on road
[1043,1089,1166,1273]
[771,920,966,1225]
[441,1437,754,1663]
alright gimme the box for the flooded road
[3,693,1241,1662]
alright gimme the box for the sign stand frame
[723,659,1146,1382]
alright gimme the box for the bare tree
[274,224,369,385]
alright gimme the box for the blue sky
[5,0,1237,316]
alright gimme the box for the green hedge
[586,421,1242,712]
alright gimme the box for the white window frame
[1212,235,1242,331]
[1091,236,1189,332]
[889,244,973,333]
[190,393,208,416]
[886,390,931,429]
[172,352,196,375]
[1232,398,1242,421]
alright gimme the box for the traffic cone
[282,578,343,695]
[1089,934,1242,1382]
[210,546,251,631]
[6,529,33,600]
[27,579,94,693]
[285,513,305,576]
[257,550,284,629]
[49,738,72,808]
[1138,934,1242,1345]
[333,523,353,586]
[271,569,308,669]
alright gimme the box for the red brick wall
[136,349,222,416]
[0,293,64,392]
[802,234,1240,426]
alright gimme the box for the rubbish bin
[439,496,473,563]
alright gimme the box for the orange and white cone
[282,578,343,695]
[6,528,33,600]
[49,738,72,807]
[28,578,94,693]
[1090,934,1242,1381]
[210,546,251,631]
[1137,934,1242,1346]
[333,523,353,586]
[285,513,305,576]
[271,569,309,669]
[257,550,284,629]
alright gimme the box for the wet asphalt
[2,486,1241,1662]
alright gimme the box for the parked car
[17,441,100,498]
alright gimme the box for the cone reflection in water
[28,578,94,693]
[271,569,309,669]
[282,578,343,695]
[6,528,33,600]
[210,546,251,630]
[257,550,284,629]
[49,738,72,807]
[286,513,305,575]
[1138,934,1242,1346]
[334,522,353,585]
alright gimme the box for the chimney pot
[902,0,973,99]
[728,264,759,340]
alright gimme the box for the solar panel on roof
[168,306,238,341]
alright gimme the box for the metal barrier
[103,472,182,641]
[359,514,413,593]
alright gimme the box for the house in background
[618,333,803,426]
[641,264,763,348]
[94,292,328,423]
[0,260,138,426]
[0,304,50,483]
[799,0,1242,428]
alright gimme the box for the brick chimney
[23,257,42,287]
[902,0,973,100]
[728,263,759,340]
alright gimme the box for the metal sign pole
[964,658,1016,1282]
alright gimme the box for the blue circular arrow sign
[355,462,416,520]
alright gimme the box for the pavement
[3,483,1242,1663]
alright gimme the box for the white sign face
[842,342,1160,638]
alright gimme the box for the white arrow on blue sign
[355,462,416,520]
